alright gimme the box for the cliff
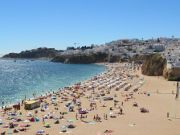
[129,54,149,64]
[163,67,180,81]
[52,52,108,64]
[142,53,166,76]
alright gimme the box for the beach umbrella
[24,120,30,123]
[51,96,56,100]
[18,127,26,131]
[67,124,75,129]
[26,112,33,117]
[60,125,67,132]
[54,119,59,124]
[36,130,45,135]
[35,117,40,122]
[43,115,48,119]
[44,123,50,128]
[0,119,3,125]
[19,124,29,127]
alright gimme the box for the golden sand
[0,63,179,135]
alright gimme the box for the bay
[0,59,105,106]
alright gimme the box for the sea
[0,59,105,106]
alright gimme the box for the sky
[0,0,180,54]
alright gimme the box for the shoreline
[0,63,108,108]
[0,62,179,135]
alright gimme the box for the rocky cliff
[163,67,180,81]
[142,53,166,76]
[52,52,108,64]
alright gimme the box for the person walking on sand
[80,114,83,121]
[105,114,108,120]
[93,115,96,121]
[42,117,45,125]
[114,101,116,107]
[96,114,99,121]
[120,107,123,115]
[76,113,78,120]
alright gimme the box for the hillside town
[58,37,180,68]
[2,38,180,70]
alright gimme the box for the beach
[0,62,180,135]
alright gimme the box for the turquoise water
[0,59,105,106]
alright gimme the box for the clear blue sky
[0,0,180,54]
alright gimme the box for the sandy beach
[0,63,180,135]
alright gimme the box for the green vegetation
[67,45,94,51]
[3,47,61,59]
